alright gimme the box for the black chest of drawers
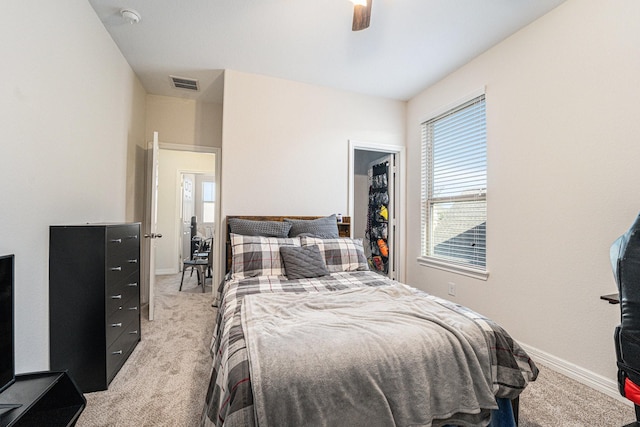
[49,223,141,393]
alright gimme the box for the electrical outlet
[448,282,456,296]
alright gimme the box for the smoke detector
[121,9,141,24]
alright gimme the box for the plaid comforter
[200,271,538,427]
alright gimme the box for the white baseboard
[520,343,632,406]
[155,268,177,275]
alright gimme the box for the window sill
[417,256,489,281]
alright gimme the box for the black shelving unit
[0,371,85,427]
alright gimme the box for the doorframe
[144,142,221,304]
[348,140,405,282]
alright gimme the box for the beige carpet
[519,364,635,427]
[77,272,215,427]
[76,272,637,426]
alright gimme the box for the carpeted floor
[77,272,215,427]
[519,365,635,427]
[77,272,636,426]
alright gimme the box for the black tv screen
[0,254,14,393]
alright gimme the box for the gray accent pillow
[280,245,329,279]
[228,218,292,238]
[285,215,339,238]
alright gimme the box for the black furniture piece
[0,371,85,426]
[49,223,141,393]
[611,213,640,426]
[180,237,211,292]
[198,237,213,278]
[190,216,198,259]
[601,293,621,304]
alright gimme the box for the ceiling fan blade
[352,0,372,31]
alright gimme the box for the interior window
[202,181,215,224]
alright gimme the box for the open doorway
[349,141,405,281]
[179,172,215,268]
[155,149,216,278]
[143,136,221,320]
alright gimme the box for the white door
[385,154,397,281]
[144,132,162,320]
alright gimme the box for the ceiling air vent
[170,75,199,91]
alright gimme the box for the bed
[201,215,538,427]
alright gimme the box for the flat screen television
[0,254,14,394]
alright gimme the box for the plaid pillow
[300,237,369,272]
[231,234,301,278]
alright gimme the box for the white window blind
[421,94,486,271]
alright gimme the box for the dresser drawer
[106,278,139,315]
[106,225,140,245]
[106,302,140,345]
[107,270,140,293]
[106,321,140,383]
[106,255,139,285]
[106,227,139,282]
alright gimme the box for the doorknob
[144,233,163,239]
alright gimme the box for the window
[202,181,215,223]
[420,94,487,279]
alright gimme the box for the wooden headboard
[225,215,351,274]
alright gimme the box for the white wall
[217,70,405,285]
[406,0,640,390]
[156,150,215,273]
[146,95,223,148]
[220,70,406,217]
[0,0,147,373]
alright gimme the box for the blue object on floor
[442,398,516,427]
[489,398,516,427]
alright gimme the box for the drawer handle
[110,266,122,271]
[127,282,138,287]
[128,259,138,264]
[127,235,139,240]
[111,323,122,328]
[112,350,123,355]
[110,238,122,244]
[111,294,122,300]
[129,330,138,335]
[128,306,138,311]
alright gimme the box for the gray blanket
[241,284,498,427]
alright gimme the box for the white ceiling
[88,0,566,103]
